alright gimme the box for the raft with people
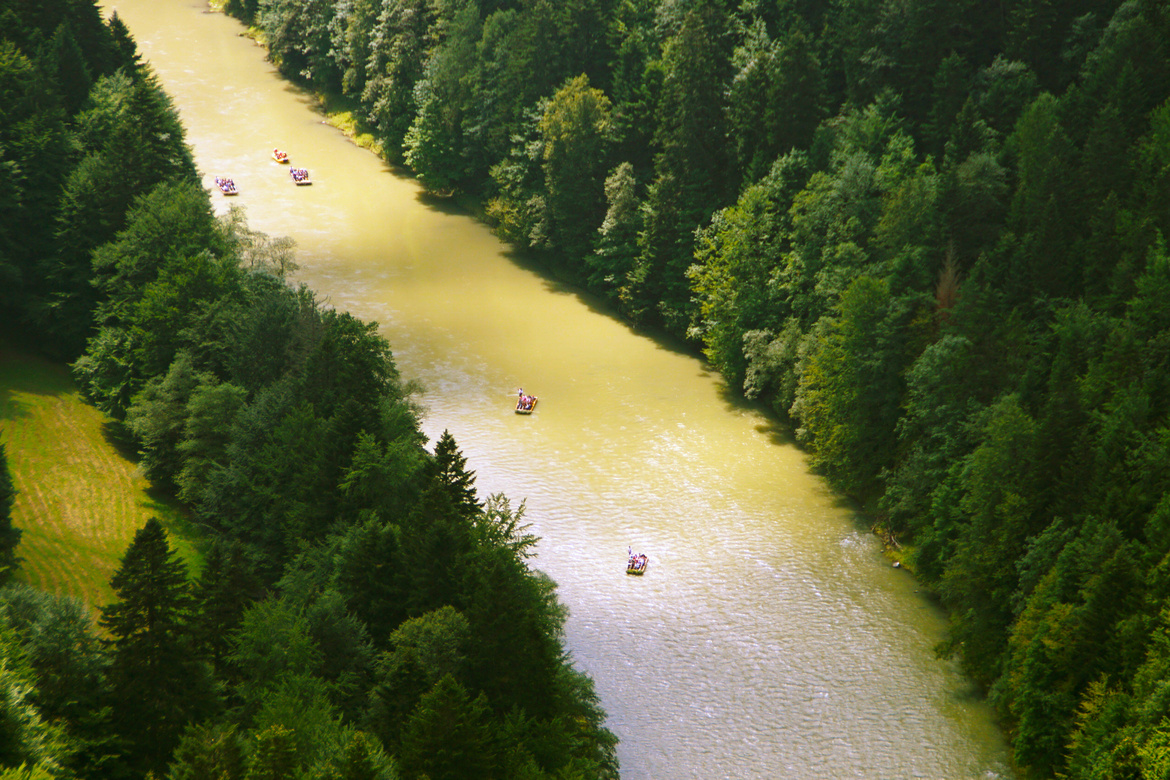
[214,176,238,195]
[515,389,538,414]
[290,167,311,185]
[272,147,289,163]
[627,549,648,575]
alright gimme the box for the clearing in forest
[0,344,202,608]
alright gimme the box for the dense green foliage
[223,0,1170,776]
[0,445,19,584]
[0,2,616,778]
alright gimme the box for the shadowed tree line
[0,1,616,778]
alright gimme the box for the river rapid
[105,2,1014,777]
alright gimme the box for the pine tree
[632,0,736,330]
[539,74,613,263]
[397,675,497,780]
[44,22,92,117]
[368,606,470,746]
[334,515,411,644]
[192,539,261,673]
[167,722,246,780]
[105,12,140,72]
[99,518,215,777]
[0,619,75,777]
[243,725,297,780]
[430,430,480,518]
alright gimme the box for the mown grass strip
[0,344,203,609]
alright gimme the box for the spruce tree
[99,517,215,777]
[397,674,496,780]
[167,722,246,780]
[44,22,92,117]
[430,430,480,518]
[244,725,298,780]
[192,539,261,673]
[105,12,140,72]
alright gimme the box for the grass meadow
[0,344,203,610]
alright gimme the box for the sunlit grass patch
[0,345,203,610]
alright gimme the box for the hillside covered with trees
[220,0,1170,777]
[0,1,617,778]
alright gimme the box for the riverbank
[296,62,921,579]
[116,3,1015,773]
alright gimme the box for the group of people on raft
[516,389,536,412]
[214,176,237,194]
[291,167,310,183]
[627,548,648,574]
[272,147,289,162]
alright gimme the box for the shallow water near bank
[105,2,1013,776]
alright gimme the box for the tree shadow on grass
[141,483,210,575]
[99,419,210,573]
[0,345,76,427]
[0,388,34,429]
[100,419,140,462]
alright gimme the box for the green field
[0,344,202,609]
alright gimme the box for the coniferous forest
[0,1,616,778]
[238,0,1170,777]
[2,0,1170,777]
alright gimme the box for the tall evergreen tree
[629,0,736,330]
[167,721,246,780]
[429,430,480,519]
[588,161,641,303]
[105,12,140,72]
[539,74,613,265]
[243,724,298,780]
[333,514,411,644]
[43,22,92,117]
[98,518,215,778]
[192,539,262,673]
[359,0,430,163]
[397,674,496,780]
[0,39,70,341]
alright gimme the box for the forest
[3,0,1170,777]
[216,0,1170,778]
[0,0,617,778]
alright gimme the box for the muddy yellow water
[105,2,1013,776]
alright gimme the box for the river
[105,1,1013,777]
